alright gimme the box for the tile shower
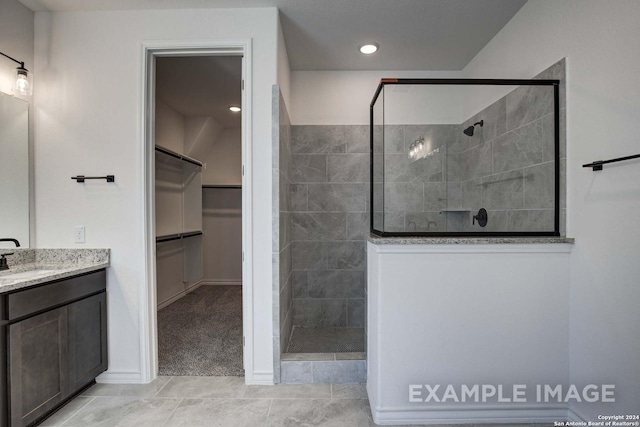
[373,59,566,235]
[273,58,566,383]
[289,125,368,332]
[273,86,368,383]
[281,124,369,383]
[288,125,368,348]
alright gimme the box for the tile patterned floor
[39,376,557,426]
[286,327,365,353]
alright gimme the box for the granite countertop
[367,235,575,245]
[0,249,110,293]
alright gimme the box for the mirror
[0,92,29,248]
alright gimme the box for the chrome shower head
[463,120,484,137]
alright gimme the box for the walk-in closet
[154,56,243,376]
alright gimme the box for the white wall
[291,72,526,125]
[0,0,34,248]
[202,128,242,185]
[155,100,184,153]
[368,243,572,424]
[33,7,279,384]
[290,70,462,125]
[184,115,224,162]
[462,0,640,419]
[276,15,290,113]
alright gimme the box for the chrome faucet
[0,238,20,271]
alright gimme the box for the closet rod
[156,230,203,243]
[155,145,203,167]
[202,184,242,189]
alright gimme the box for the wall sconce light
[408,137,425,160]
[408,136,440,161]
[0,51,33,96]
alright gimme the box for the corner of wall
[276,14,291,111]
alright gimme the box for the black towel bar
[583,153,640,171]
[71,175,115,183]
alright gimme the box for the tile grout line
[240,382,249,399]
[159,397,184,427]
[265,398,274,422]
[57,396,96,426]
[153,376,174,398]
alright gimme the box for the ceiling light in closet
[229,106,241,112]
[359,43,379,55]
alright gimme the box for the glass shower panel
[372,86,384,232]
[370,80,559,236]
[382,84,464,233]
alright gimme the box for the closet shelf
[156,230,203,243]
[202,184,242,189]
[155,145,203,168]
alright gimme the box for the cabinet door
[9,307,68,427]
[67,292,108,393]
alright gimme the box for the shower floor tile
[286,327,365,353]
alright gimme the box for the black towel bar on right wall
[583,153,640,171]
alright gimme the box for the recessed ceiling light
[359,43,379,55]
[229,106,241,112]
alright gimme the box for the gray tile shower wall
[290,125,368,329]
[376,58,566,234]
[450,58,566,233]
[378,124,457,232]
[272,86,294,381]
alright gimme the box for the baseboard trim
[246,370,274,385]
[370,403,570,425]
[96,370,144,384]
[200,280,242,286]
[156,281,204,310]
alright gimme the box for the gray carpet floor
[157,285,243,376]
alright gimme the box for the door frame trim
[140,39,253,383]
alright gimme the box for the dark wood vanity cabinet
[1,270,107,427]
[67,292,108,393]
[9,307,69,427]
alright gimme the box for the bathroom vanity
[0,249,109,427]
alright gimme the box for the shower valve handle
[473,208,488,227]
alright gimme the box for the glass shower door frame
[369,78,560,238]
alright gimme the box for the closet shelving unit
[201,182,242,287]
[202,184,242,189]
[156,230,204,243]
[155,145,203,286]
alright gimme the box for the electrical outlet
[74,226,86,243]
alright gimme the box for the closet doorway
[152,54,245,377]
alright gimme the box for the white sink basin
[0,269,59,280]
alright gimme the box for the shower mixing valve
[473,208,488,227]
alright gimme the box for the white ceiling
[156,56,242,127]
[19,0,527,71]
